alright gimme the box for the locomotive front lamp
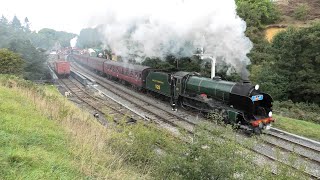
[268,111,273,117]
[255,84,260,90]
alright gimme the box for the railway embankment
[0,75,147,179]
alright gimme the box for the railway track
[69,61,320,179]
[264,128,320,163]
[58,77,142,126]
[71,63,198,135]
[261,128,320,178]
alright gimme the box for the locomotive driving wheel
[253,127,262,135]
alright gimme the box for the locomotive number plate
[251,95,263,101]
[155,84,161,90]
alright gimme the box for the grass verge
[0,75,147,179]
[273,115,320,141]
[0,84,83,179]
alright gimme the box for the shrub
[273,100,320,124]
[236,0,281,28]
[293,3,310,20]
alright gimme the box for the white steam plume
[93,0,252,77]
[70,37,78,48]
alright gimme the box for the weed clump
[294,3,310,20]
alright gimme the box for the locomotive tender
[71,54,274,133]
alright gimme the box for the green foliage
[293,3,310,20]
[248,39,275,64]
[76,28,103,49]
[8,39,48,80]
[0,15,75,80]
[0,75,147,179]
[273,101,320,124]
[0,82,84,179]
[142,57,175,70]
[0,49,24,75]
[108,121,179,169]
[142,56,241,81]
[106,117,307,179]
[253,63,289,100]
[23,17,30,33]
[271,24,320,104]
[30,28,76,50]
[10,15,22,31]
[215,62,242,82]
[236,0,280,29]
[250,24,320,104]
[158,126,256,179]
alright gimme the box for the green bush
[0,49,24,75]
[294,4,309,20]
[157,126,257,179]
[273,100,320,124]
[260,24,320,104]
[107,121,181,170]
[236,0,281,28]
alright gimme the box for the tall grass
[0,75,147,179]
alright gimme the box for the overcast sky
[0,0,109,34]
[1,0,195,34]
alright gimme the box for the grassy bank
[273,115,320,141]
[0,75,146,179]
[0,84,83,179]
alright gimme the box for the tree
[8,39,47,80]
[0,15,8,25]
[76,28,102,48]
[270,24,320,103]
[0,48,24,75]
[11,15,22,31]
[23,17,30,32]
[30,28,76,50]
[236,0,280,29]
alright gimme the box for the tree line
[0,15,76,80]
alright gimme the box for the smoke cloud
[70,37,78,48]
[93,0,252,76]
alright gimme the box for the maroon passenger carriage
[88,57,105,73]
[73,54,88,66]
[103,61,151,89]
[72,54,151,90]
